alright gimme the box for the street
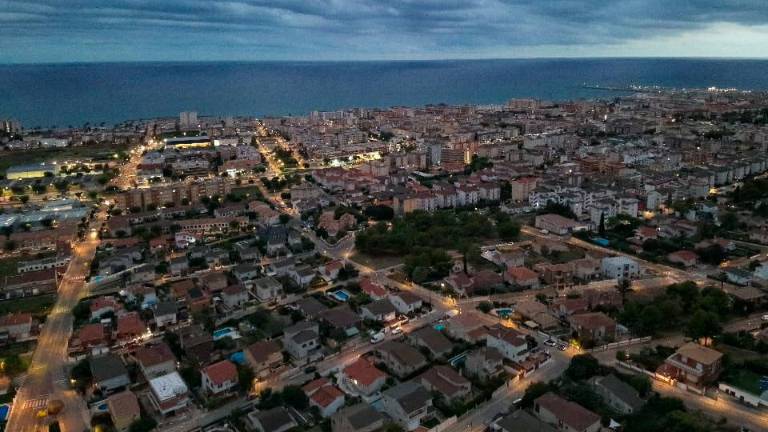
[6,214,106,432]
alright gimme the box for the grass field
[0,142,130,175]
[723,368,764,395]
[0,295,56,316]
[0,258,21,278]
[350,251,402,270]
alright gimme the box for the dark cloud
[0,0,767,62]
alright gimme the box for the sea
[2,58,768,128]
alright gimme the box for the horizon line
[3,55,768,66]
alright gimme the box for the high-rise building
[1,118,22,134]
[179,111,198,129]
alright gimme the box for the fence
[587,336,652,353]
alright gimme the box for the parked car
[544,339,557,347]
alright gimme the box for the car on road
[391,327,403,336]
[544,339,557,347]
[762,314,768,321]
[370,332,385,344]
[557,343,568,351]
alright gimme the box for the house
[169,256,189,276]
[331,403,385,432]
[464,347,504,380]
[381,381,433,431]
[90,354,131,393]
[283,321,321,361]
[148,371,191,416]
[504,266,541,289]
[569,312,617,344]
[222,284,248,309]
[534,392,601,432]
[0,313,33,340]
[534,213,589,235]
[153,301,178,328]
[408,326,454,359]
[116,312,147,342]
[388,291,423,314]
[486,326,528,362]
[725,267,753,286]
[246,407,297,432]
[244,340,283,378]
[199,271,229,293]
[496,410,557,432]
[295,296,329,319]
[303,378,345,417]
[418,365,472,403]
[667,250,699,267]
[446,311,488,342]
[658,342,723,386]
[106,391,141,432]
[445,272,473,296]
[340,357,387,396]
[514,300,559,330]
[573,258,601,281]
[77,323,109,350]
[374,340,428,378]
[319,306,361,337]
[360,278,388,300]
[590,374,645,414]
[321,260,344,280]
[288,265,316,288]
[134,342,177,379]
[252,276,283,302]
[469,269,505,296]
[90,297,119,320]
[233,263,261,283]
[535,262,575,289]
[360,299,397,322]
[202,360,238,395]
[600,256,640,280]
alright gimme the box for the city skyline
[2,0,768,63]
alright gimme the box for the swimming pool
[494,308,514,318]
[434,324,446,331]
[230,351,246,364]
[331,289,351,302]
[0,404,9,422]
[213,327,241,340]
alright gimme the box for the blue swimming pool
[213,327,243,341]
[0,404,10,422]
[331,289,351,302]
[434,324,446,331]
[495,308,514,318]
[230,351,246,364]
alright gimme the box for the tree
[364,205,394,221]
[500,180,512,202]
[281,385,309,409]
[565,354,602,380]
[237,365,254,394]
[598,212,606,236]
[279,214,291,225]
[686,310,722,341]
[478,301,493,313]
[497,220,521,241]
[617,278,631,305]
[129,418,158,432]
[520,381,554,408]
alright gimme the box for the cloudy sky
[2,0,768,63]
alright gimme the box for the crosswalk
[23,396,48,410]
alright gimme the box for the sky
[2,0,768,63]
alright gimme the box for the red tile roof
[343,358,387,386]
[203,360,238,386]
[535,392,600,431]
